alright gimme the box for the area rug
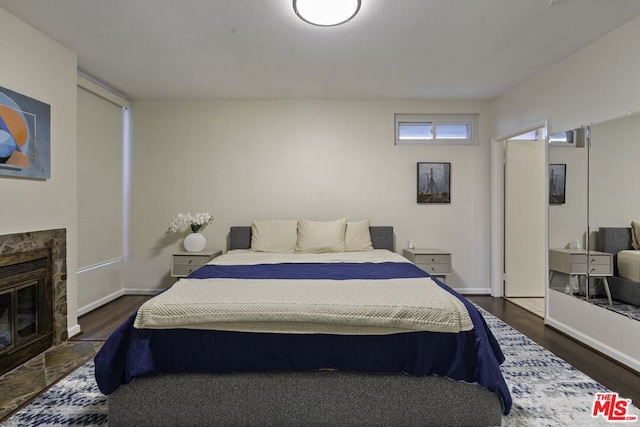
[1,360,107,426]
[484,307,640,426]
[2,309,639,426]
[576,295,640,322]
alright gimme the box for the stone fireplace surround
[0,229,67,344]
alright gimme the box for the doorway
[491,124,548,317]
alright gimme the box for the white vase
[183,232,206,252]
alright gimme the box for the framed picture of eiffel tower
[417,162,451,204]
[549,163,566,205]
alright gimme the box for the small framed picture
[417,162,451,204]
[549,164,566,205]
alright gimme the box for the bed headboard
[598,227,633,276]
[229,226,394,252]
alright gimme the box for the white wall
[127,99,492,294]
[492,15,640,372]
[493,15,640,267]
[493,16,640,137]
[589,113,640,248]
[0,8,79,336]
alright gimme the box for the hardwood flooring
[73,295,152,341]
[2,293,638,423]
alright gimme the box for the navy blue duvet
[94,260,512,414]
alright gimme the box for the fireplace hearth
[0,229,67,375]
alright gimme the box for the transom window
[395,114,477,145]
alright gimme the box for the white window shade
[77,86,124,268]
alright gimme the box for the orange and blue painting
[0,86,51,179]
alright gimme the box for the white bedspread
[618,250,640,282]
[134,250,473,335]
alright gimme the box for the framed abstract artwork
[549,163,566,205]
[417,162,451,204]
[0,86,51,179]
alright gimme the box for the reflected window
[511,130,540,140]
[549,128,585,147]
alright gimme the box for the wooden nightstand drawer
[403,248,452,281]
[570,263,587,274]
[414,254,451,265]
[173,255,212,266]
[588,255,611,265]
[570,254,587,264]
[171,250,221,278]
[417,263,451,275]
[588,264,612,275]
[172,265,203,277]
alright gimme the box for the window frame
[394,113,478,146]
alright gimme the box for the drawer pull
[188,260,193,264]
[431,258,435,262]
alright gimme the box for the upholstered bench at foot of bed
[108,371,503,427]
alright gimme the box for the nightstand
[548,248,612,305]
[403,248,451,282]
[171,250,222,278]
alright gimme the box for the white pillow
[632,220,640,250]
[346,219,374,251]
[251,220,298,253]
[295,218,347,253]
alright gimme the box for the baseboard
[77,289,126,317]
[67,323,82,339]
[455,287,492,295]
[124,288,164,296]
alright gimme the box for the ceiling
[2,0,640,100]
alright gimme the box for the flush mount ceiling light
[293,0,361,27]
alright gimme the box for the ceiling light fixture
[293,0,361,27]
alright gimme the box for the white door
[504,137,546,297]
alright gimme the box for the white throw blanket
[134,250,473,335]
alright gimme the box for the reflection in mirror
[549,128,586,147]
[548,127,588,298]
[588,113,640,320]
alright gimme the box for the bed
[599,227,640,306]
[95,224,511,426]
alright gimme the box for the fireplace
[0,248,53,374]
[0,229,67,375]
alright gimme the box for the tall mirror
[548,127,589,297]
[588,113,640,318]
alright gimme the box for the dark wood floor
[73,295,152,341]
[74,294,640,406]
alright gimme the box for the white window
[549,127,586,147]
[395,114,477,145]
[510,130,540,141]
